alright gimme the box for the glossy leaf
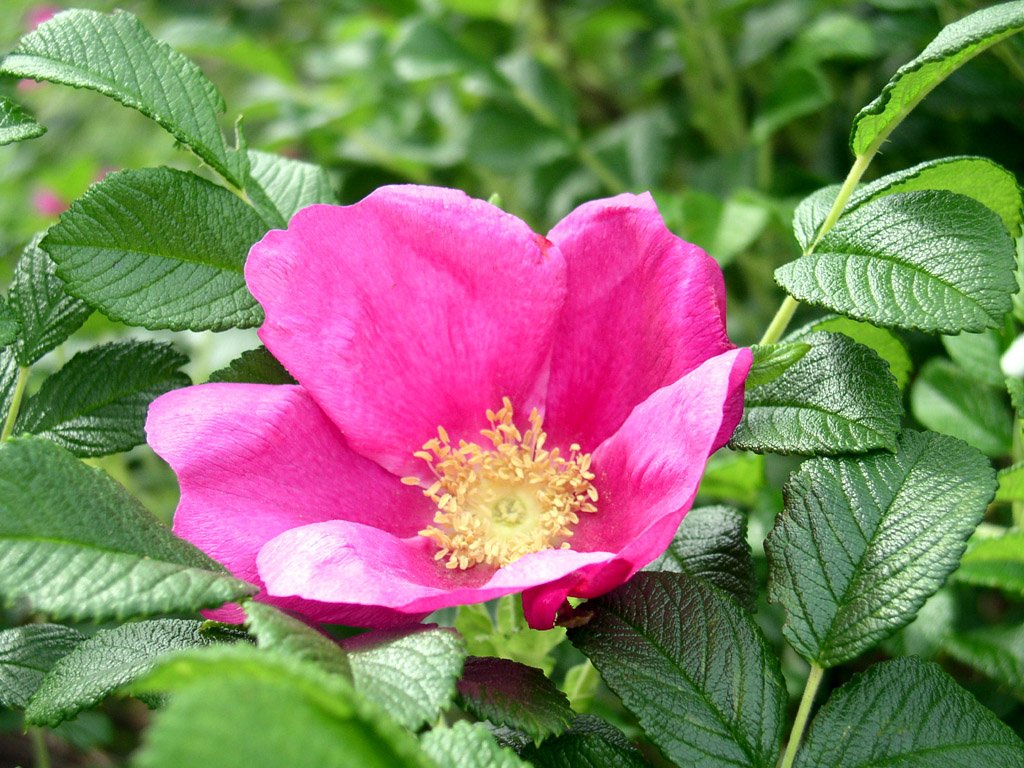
[0,96,45,145]
[0,624,82,709]
[519,715,649,768]
[208,346,296,385]
[747,342,810,388]
[809,315,911,389]
[420,721,529,768]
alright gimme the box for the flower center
[403,397,598,570]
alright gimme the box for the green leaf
[0,437,255,621]
[747,343,811,388]
[134,645,433,768]
[0,299,21,348]
[0,348,19,419]
[766,430,994,668]
[519,715,649,768]
[0,9,247,186]
[697,450,765,506]
[792,184,841,251]
[943,329,1006,387]
[455,595,566,675]
[25,619,217,726]
[420,721,529,768]
[468,106,571,173]
[850,2,1024,156]
[795,658,1024,767]
[943,623,1024,699]
[654,189,771,267]
[41,167,266,332]
[208,346,296,385]
[457,656,573,742]
[568,572,786,768]
[910,359,1012,457]
[244,601,351,680]
[809,315,912,389]
[952,530,1024,597]
[14,341,189,456]
[245,150,338,229]
[751,63,832,143]
[775,191,1017,334]
[345,626,465,731]
[729,331,901,455]
[0,624,82,709]
[996,464,1024,502]
[0,96,45,145]
[8,236,92,365]
[647,505,755,610]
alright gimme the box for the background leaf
[0,96,45,146]
[0,624,82,709]
[245,601,351,680]
[951,530,1024,598]
[943,623,1024,699]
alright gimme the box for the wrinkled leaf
[245,601,351,680]
[0,624,82,709]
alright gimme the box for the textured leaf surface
[0,299,20,348]
[8,236,91,365]
[943,623,1024,699]
[568,572,785,768]
[134,646,433,768]
[729,331,900,455]
[850,2,1024,155]
[345,626,465,731]
[0,624,82,709]
[952,531,1024,597]
[747,343,810,388]
[767,430,993,667]
[246,150,337,228]
[0,437,255,621]
[647,505,755,610]
[421,721,530,768]
[15,341,189,456]
[810,315,912,389]
[0,9,246,186]
[792,184,840,250]
[25,619,216,726]
[208,346,296,385]
[520,715,649,768]
[245,601,351,679]
[795,658,1024,767]
[0,96,45,145]
[910,359,1011,457]
[42,167,265,331]
[776,191,1017,334]
[457,656,573,741]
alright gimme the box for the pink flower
[31,188,66,217]
[146,186,750,629]
[26,5,60,30]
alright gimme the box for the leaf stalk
[778,662,824,768]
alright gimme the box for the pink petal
[543,193,734,452]
[257,520,615,623]
[146,383,431,625]
[246,186,567,478]
[522,347,751,628]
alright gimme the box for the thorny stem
[778,662,825,768]
[1,365,30,442]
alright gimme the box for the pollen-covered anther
[406,397,598,570]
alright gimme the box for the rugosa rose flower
[146,186,751,629]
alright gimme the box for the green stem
[30,728,50,768]
[1,366,30,442]
[1013,416,1024,528]
[779,663,825,768]
[759,296,800,345]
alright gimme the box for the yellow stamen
[413,397,598,570]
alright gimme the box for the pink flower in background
[31,188,66,217]
[26,5,60,29]
[146,186,750,629]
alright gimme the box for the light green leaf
[747,342,811,388]
[850,2,1024,156]
[0,437,255,621]
[792,184,840,251]
[455,595,565,675]
[245,601,351,680]
[996,464,1024,502]
[942,329,1006,387]
[767,430,994,668]
[776,191,1017,334]
[0,96,45,145]
[25,619,217,726]
[952,530,1024,597]
[568,572,786,768]
[420,721,529,768]
[245,150,338,229]
[41,167,266,331]
[910,359,1012,457]
[697,450,765,506]
[345,626,465,731]
[943,623,1024,699]
[208,346,296,385]
[809,315,911,389]
[0,9,247,186]
[14,341,189,456]
[795,658,1024,767]
[457,656,573,742]
[519,715,649,767]
[647,505,755,610]
[729,331,901,455]
[0,624,82,709]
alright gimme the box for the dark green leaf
[468,106,571,173]
[747,343,810,388]
[42,167,266,331]
[245,601,351,680]
[134,646,433,768]
[0,299,20,348]
[795,658,1024,767]
[751,64,832,143]
[910,359,1012,457]
[850,2,1024,156]
[809,315,912,389]
[0,348,19,421]
[647,505,755,610]
[952,530,1024,597]
[943,623,1024,699]
[457,656,573,742]
[420,721,529,768]
[729,331,901,455]
[0,624,82,709]
[345,626,465,731]
[0,9,247,186]
[245,150,337,228]
[0,437,255,621]
[8,236,91,365]
[0,96,45,145]
[776,191,1017,334]
[519,715,649,768]
[568,572,785,768]
[767,430,994,668]
[25,619,217,726]
[14,341,189,456]
[208,346,296,385]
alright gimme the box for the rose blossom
[146,185,750,629]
